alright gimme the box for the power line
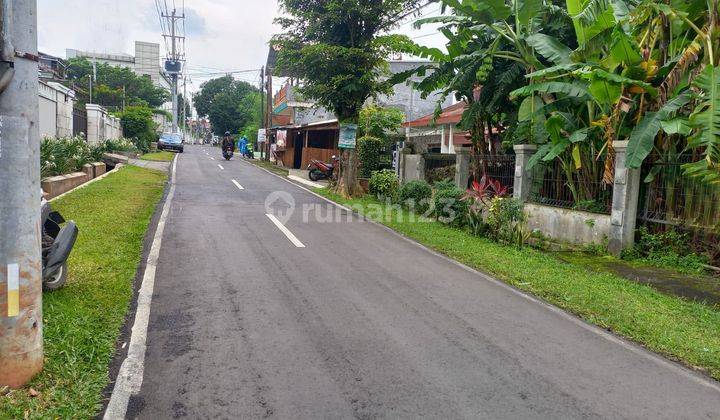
[186,68,262,77]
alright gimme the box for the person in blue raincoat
[237,136,248,157]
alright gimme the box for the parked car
[158,132,184,153]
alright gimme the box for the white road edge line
[232,179,244,190]
[218,164,224,170]
[266,213,305,248]
[104,155,178,419]
[242,159,720,394]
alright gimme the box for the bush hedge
[41,136,138,178]
[357,135,391,178]
[398,180,433,214]
[433,185,468,227]
[369,169,399,200]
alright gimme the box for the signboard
[338,123,358,149]
[257,129,267,143]
[276,130,287,149]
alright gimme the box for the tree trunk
[336,148,362,197]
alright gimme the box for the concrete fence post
[401,153,426,182]
[454,147,471,189]
[608,140,641,256]
[398,148,408,183]
[85,104,104,145]
[513,144,537,201]
[417,154,426,182]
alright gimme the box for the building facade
[265,52,453,169]
[66,41,170,90]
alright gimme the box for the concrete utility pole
[162,8,184,134]
[0,0,44,388]
[170,9,178,133]
[181,73,187,138]
[265,69,272,161]
[258,66,267,159]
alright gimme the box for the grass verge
[0,165,167,418]
[140,151,176,162]
[249,159,290,177]
[314,188,720,381]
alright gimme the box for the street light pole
[0,0,44,388]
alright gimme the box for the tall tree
[193,75,234,118]
[194,76,261,135]
[272,0,423,197]
[65,57,168,108]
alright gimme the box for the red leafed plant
[463,176,509,205]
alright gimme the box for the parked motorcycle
[243,144,255,159]
[41,197,78,291]
[307,156,338,181]
[223,146,234,161]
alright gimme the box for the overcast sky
[37,0,446,93]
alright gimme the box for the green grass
[249,159,290,176]
[0,166,167,418]
[140,151,176,162]
[315,188,720,381]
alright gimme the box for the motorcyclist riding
[221,131,235,153]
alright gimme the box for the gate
[73,106,87,138]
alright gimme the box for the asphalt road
[127,145,720,419]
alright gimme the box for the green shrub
[103,138,139,154]
[398,180,433,214]
[622,227,709,273]
[120,106,158,152]
[41,136,103,178]
[368,169,399,199]
[357,135,391,178]
[41,137,141,178]
[433,179,456,192]
[358,105,405,138]
[433,186,468,226]
[487,197,527,246]
[466,206,489,236]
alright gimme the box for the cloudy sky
[37,0,445,93]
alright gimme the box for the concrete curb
[49,164,123,203]
[288,174,327,189]
[103,155,178,419]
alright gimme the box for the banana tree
[508,0,660,205]
[622,0,720,184]
[396,0,574,179]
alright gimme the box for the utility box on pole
[0,0,44,387]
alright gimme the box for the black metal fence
[476,154,515,193]
[639,154,720,230]
[73,106,87,138]
[529,158,613,214]
[423,153,456,184]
